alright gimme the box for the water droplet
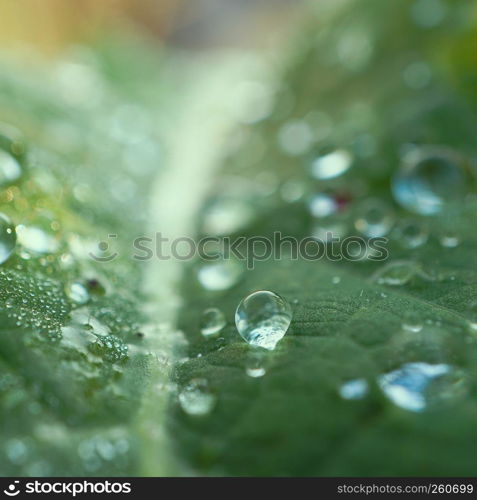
[402,61,432,90]
[0,149,22,186]
[310,149,352,180]
[179,379,216,416]
[311,220,348,241]
[277,120,314,156]
[88,334,128,363]
[203,197,254,236]
[371,260,420,286]
[280,179,306,203]
[235,290,292,350]
[339,378,369,400]
[197,259,243,291]
[439,232,460,248]
[0,213,16,264]
[392,147,471,215]
[332,276,341,284]
[378,362,461,412]
[200,308,226,337]
[308,193,338,218]
[66,282,90,305]
[16,226,58,254]
[411,0,447,29]
[354,200,394,237]
[245,350,267,378]
[395,219,429,249]
[402,311,423,333]
[464,301,477,331]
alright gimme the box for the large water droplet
[178,379,216,416]
[235,290,292,350]
[377,362,462,412]
[200,308,226,337]
[310,149,353,180]
[392,147,471,215]
[0,213,16,264]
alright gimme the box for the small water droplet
[200,308,226,337]
[402,61,432,90]
[277,119,314,156]
[395,219,429,249]
[372,260,420,286]
[203,197,254,236]
[179,379,216,416]
[439,232,460,248]
[339,378,369,400]
[16,225,58,254]
[235,290,292,350]
[245,350,267,378]
[354,200,394,237]
[464,301,477,332]
[411,0,447,29]
[310,149,353,180]
[197,259,243,291]
[0,149,22,186]
[332,276,341,285]
[392,147,471,215]
[66,281,90,305]
[402,311,423,333]
[308,193,338,218]
[0,214,16,264]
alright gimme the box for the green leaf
[168,0,477,476]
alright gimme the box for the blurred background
[0,0,304,53]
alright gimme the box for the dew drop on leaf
[200,307,226,337]
[354,199,394,238]
[392,147,471,215]
[178,379,216,416]
[377,362,463,412]
[0,149,22,186]
[245,350,267,378]
[339,379,369,400]
[395,219,429,249]
[439,231,460,248]
[0,213,16,264]
[65,282,90,305]
[402,311,423,333]
[16,226,58,254]
[197,259,243,291]
[371,260,420,286]
[310,149,353,180]
[235,290,292,350]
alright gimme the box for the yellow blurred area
[0,0,303,53]
[0,0,181,53]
